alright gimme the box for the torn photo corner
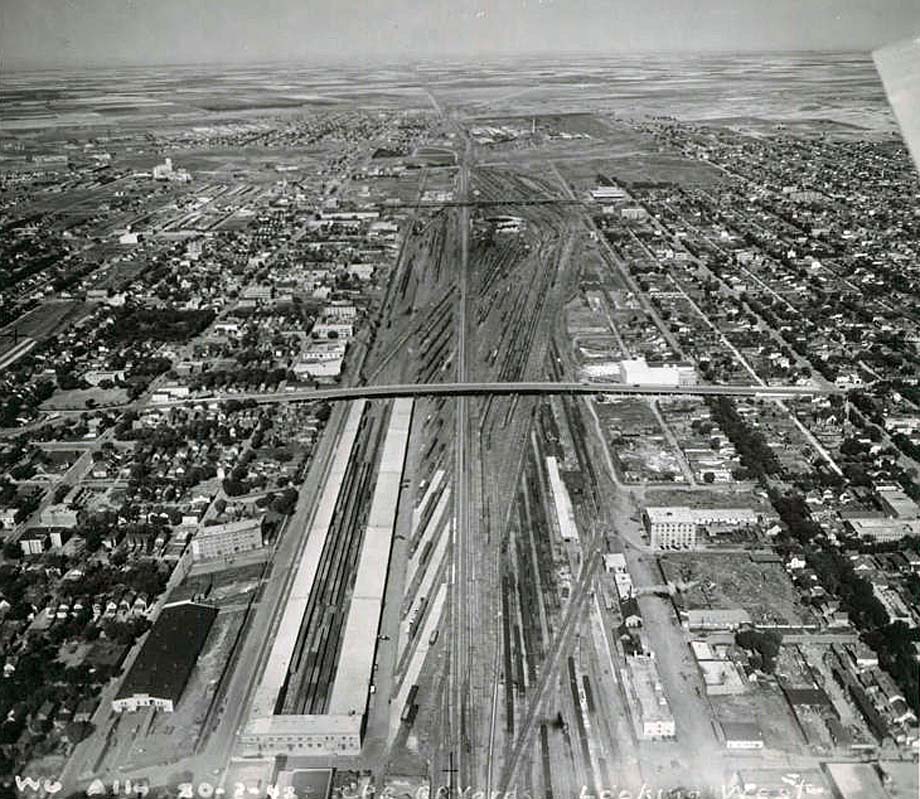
[874,35,920,174]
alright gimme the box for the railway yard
[3,61,919,799]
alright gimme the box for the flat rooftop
[115,601,217,706]
[627,656,673,724]
[244,714,361,736]
[327,398,413,717]
[249,400,366,721]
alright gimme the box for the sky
[1,0,919,69]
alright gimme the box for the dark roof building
[112,601,217,713]
[720,720,765,749]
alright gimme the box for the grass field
[41,387,129,410]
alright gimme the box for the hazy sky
[2,0,919,69]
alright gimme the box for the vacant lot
[170,561,267,606]
[42,386,129,410]
[661,551,810,626]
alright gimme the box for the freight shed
[247,400,366,723]
[328,397,413,717]
[112,601,218,713]
[243,398,412,757]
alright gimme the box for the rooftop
[720,720,764,742]
[115,601,217,705]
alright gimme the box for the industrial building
[191,516,264,561]
[545,456,578,542]
[38,504,82,528]
[243,400,366,755]
[643,506,759,549]
[623,655,675,740]
[327,397,413,717]
[824,763,890,799]
[720,720,765,749]
[589,184,629,203]
[845,517,920,542]
[618,357,697,387]
[682,607,753,631]
[19,533,48,556]
[112,601,217,713]
[876,485,919,519]
[242,398,413,757]
[603,552,634,599]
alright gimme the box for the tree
[271,488,298,516]
[65,720,94,744]
[735,629,782,673]
[2,541,21,560]
[315,402,331,423]
[703,472,716,484]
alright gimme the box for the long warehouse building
[327,396,413,715]
[243,400,367,754]
[242,398,414,757]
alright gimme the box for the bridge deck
[153,381,838,409]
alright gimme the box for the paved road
[152,380,838,409]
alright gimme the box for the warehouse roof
[720,720,763,743]
[115,601,217,706]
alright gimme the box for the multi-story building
[312,322,353,339]
[191,517,263,561]
[326,302,358,319]
[643,506,759,549]
[644,507,697,549]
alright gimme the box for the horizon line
[0,45,878,74]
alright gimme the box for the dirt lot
[661,552,810,626]
[645,486,768,510]
[169,561,266,606]
[594,398,687,482]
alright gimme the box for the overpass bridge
[151,380,839,408]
